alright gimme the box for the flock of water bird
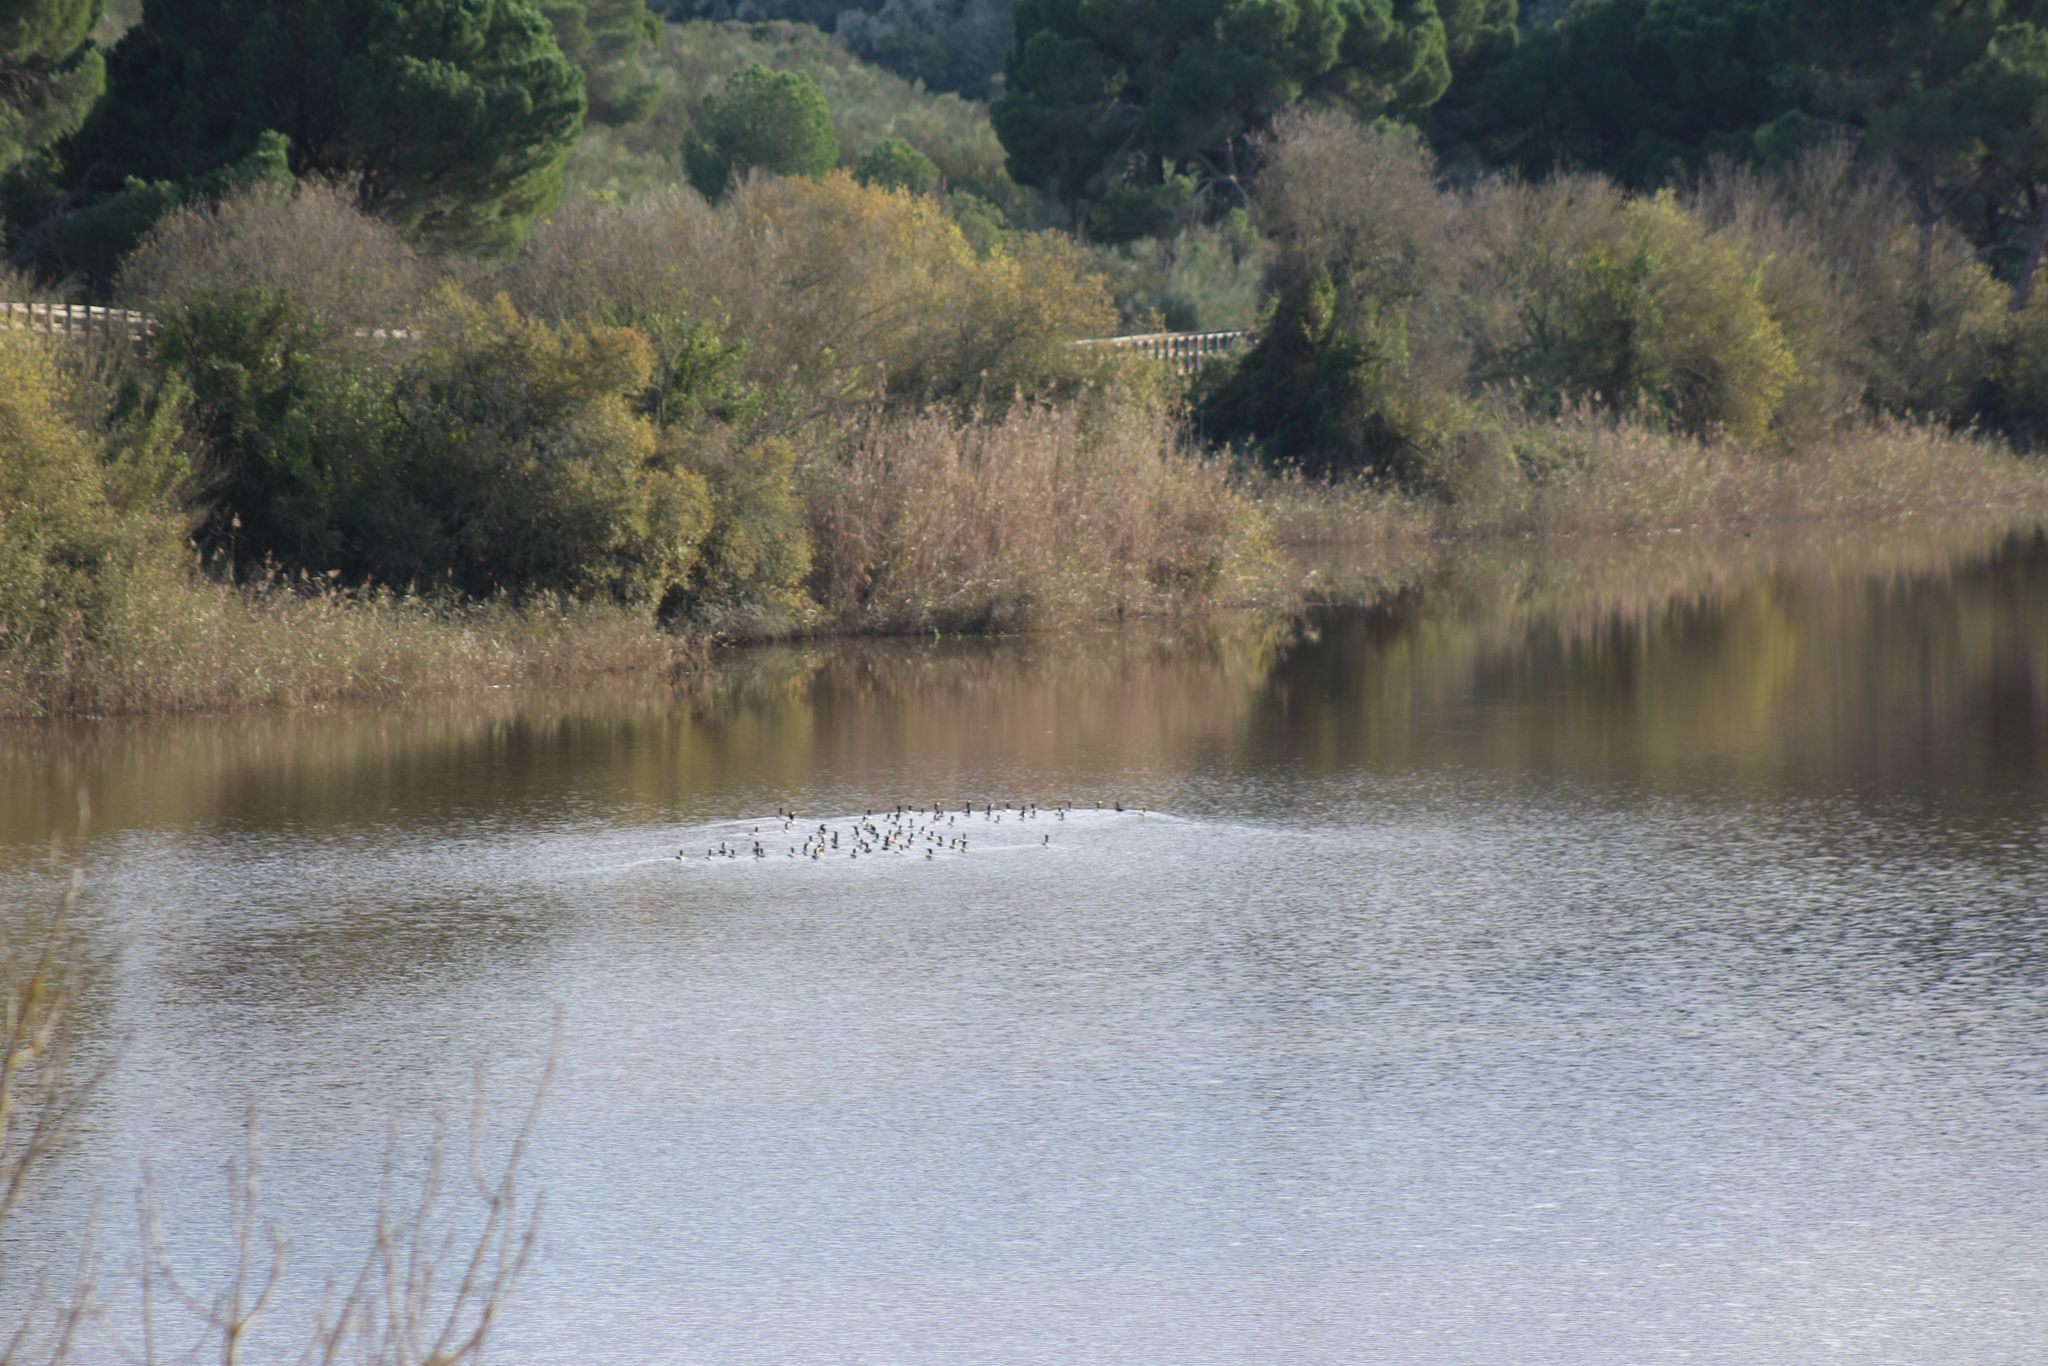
[676,800,1147,864]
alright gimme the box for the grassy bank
[0,577,703,721]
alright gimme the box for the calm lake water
[5,525,2047,1363]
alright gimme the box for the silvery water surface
[4,527,2046,1364]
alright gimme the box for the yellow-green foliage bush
[512,175,1125,427]
[721,172,1122,417]
[1616,194,1796,446]
[392,290,712,605]
[0,336,182,671]
[1999,289,2048,444]
[1689,147,2011,426]
[686,436,813,630]
[1469,180,1795,446]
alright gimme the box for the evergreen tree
[72,0,584,259]
[990,0,1464,220]
[683,63,837,200]
[0,0,105,180]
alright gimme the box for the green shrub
[1995,288,2048,446]
[1611,193,1796,446]
[1196,112,1474,488]
[852,136,940,195]
[1686,146,2010,429]
[945,189,1010,253]
[153,286,398,577]
[1467,179,1796,446]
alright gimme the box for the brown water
[5,526,2047,1363]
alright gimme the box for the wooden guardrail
[1076,328,1255,375]
[4,300,1239,368]
[1,301,414,344]
[1,300,154,341]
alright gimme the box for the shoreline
[9,492,2043,725]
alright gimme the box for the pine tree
[0,0,106,179]
[990,0,1458,219]
[77,0,584,256]
[683,64,837,201]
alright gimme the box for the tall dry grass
[1248,409,2048,585]
[1509,413,2048,533]
[806,399,1283,632]
[0,576,700,721]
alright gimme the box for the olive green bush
[0,334,184,689]
[686,436,812,629]
[510,174,1123,427]
[389,290,712,605]
[1687,146,2012,428]
[852,136,941,195]
[1470,186,1796,447]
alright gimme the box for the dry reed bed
[1255,413,2048,552]
[805,400,1283,632]
[0,579,697,720]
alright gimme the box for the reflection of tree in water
[1265,523,2048,820]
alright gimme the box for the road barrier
[4,300,1235,368]
[1,300,153,341]
[1075,328,1255,375]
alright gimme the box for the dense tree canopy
[69,0,584,259]
[0,0,105,179]
[683,62,837,200]
[990,0,1485,222]
[1464,0,2048,303]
